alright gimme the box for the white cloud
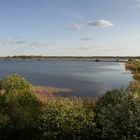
[67,46,91,50]
[125,0,140,8]
[80,37,92,41]
[88,19,113,28]
[0,38,27,46]
[76,47,91,50]
[29,42,48,48]
[66,19,113,31]
[64,12,82,19]
[131,0,140,8]
[0,37,57,48]
[66,23,81,30]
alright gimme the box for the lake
[0,60,133,97]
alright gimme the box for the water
[0,60,133,97]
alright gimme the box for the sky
[0,0,140,56]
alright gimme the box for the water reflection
[0,60,133,97]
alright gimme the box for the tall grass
[32,86,73,102]
[125,62,137,71]
[125,59,140,81]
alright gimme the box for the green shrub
[132,60,140,73]
[95,89,140,140]
[0,75,41,140]
[0,91,42,140]
[0,74,32,94]
[38,97,96,140]
[128,81,140,92]
[95,89,127,109]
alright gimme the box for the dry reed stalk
[125,63,137,71]
[32,86,73,102]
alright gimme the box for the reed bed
[133,74,140,81]
[1,86,73,103]
[125,62,137,71]
[32,86,73,102]
[125,60,140,81]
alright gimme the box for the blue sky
[0,0,140,56]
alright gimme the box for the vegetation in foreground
[1,74,140,139]
[125,59,140,81]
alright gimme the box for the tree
[38,97,96,140]
[0,75,42,140]
[0,74,32,94]
[95,89,140,139]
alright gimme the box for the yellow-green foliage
[0,74,32,94]
[129,81,140,91]
[0,75,41,140]
[38,97,96,140]
[126,59,140,81]
[132,60,140,72]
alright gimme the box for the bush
[95,89,140,140]
[38,97,96,140]
[0,75,41,140]
[129,81,140,92]
[0,74,32,94]
[96,89,126,108]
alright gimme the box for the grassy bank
[1,75,140,139]
[125,59,140,81]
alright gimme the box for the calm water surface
[0,60,133,97]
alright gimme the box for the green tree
[0,75,41,140]
[38,97,96,140]
[95,89,140,140]
[0,74,32,94]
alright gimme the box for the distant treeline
[0,55,140,60]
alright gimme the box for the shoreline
[125,59,140,81]
[0,57,129,62]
